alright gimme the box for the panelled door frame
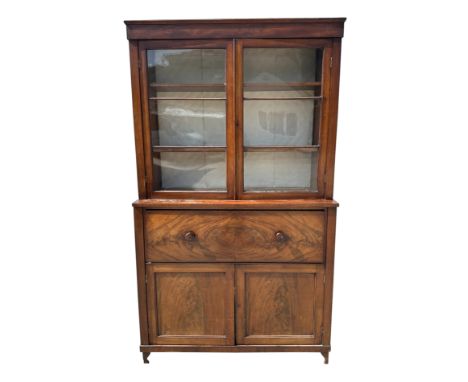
[235,39,333,200]
[235,264,325,345]
[138,39,236,199]
[146,263,235,345]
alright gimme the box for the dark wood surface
[144,210,325,263]
[125,18,345,40]
[324,39,343,199]
[125,18,346,25]
[133,198,338,209]
[141,344,330,352]
[127,18,343,363]
[128,41,146,199]
[322,208,337,347]
[236,264,324,345]
[133,208,149,344]
[146,263,234,345]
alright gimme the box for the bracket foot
[321,351,329,364]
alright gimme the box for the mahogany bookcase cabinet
[125,18,345,365]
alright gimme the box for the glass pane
[242,47,322,193]
[154,152,226,191]
[147,48,228,193]
[150,100,226,146]
[244,152,318,192]
[244,48,321,84]
[244,99,317,146]
[148,49,225,85]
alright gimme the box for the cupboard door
[146,264,234,345]
[236,264,324,345]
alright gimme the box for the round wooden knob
[183,231,196,242]
[275,231,287,242]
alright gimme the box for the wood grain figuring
[236,264,324,345]
[144,211,325,262]
[146,264,234,345]
[246,273,315,335]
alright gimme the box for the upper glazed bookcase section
[124,18,346,40]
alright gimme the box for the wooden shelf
[153,146,226,152]
[244,145,319,152]
[244,187,316,193]
[149,97,226,101]
[244,96,322,100]
[150,83,226,92]
[244,82,321,91]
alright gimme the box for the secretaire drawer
[144,210,325,263]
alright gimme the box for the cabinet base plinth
[141,345,330,353]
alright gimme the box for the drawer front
[144,210,325,262]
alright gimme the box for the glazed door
[235,264,325,345]
[236,39,332,199]
[146,263,235,345]
[139,39,332,200]
[139,40,235,199]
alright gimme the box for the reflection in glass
[151,100,226,146]
[154,152,226,190]
[244,48,321,84]
[244,100,316,146]
[244,152,318,191]
[147,49,225,85]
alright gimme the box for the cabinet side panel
[322,207,337,346]
[324,39,342,198]
[134,207,149,344]
[129,41,147,199]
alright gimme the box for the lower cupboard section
[146,263,325,346]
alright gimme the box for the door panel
[236,264,324,345]
[147,263,234,345]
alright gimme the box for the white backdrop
[1,1,468,381]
